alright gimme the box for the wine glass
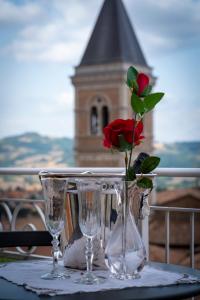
[40,173,70,280]
[75,179,106,285]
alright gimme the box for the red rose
[137,73,149,96]
[103,119,144,149]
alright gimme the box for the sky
[0,0,199,143]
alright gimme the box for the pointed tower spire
[80,0,148,67]
[72,0,155,167]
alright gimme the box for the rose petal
[137,73,149,96]
[102,118,144,149]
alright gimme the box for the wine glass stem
[85,237,93,274]
[52,235,59,273]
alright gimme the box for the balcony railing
[0,167,200,176]
[150,206,200,268]
[0,167,200,267]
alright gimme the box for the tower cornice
[71,62,155,87]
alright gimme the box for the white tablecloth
[0,260,199,296]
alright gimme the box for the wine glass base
[74,272,106,285]
[110,272,141,280]
[41,271,70,280]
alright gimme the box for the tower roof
[79,0,148,67]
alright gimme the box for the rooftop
[156,188,200,206]
[79,0,148,67]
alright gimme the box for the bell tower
[71,0,155,167]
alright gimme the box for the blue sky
[0,0,199,142]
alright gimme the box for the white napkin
[0,260,199,296]
[63,236,107,270]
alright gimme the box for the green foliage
[127,154,159,189]
[118,135,132,152]
[126,166,136,181]
[131,92,164,115]
[126,66,138,89]
[132,79,139,91]
[136,177,153,190]
[141,85,152,97]
[143,93,164,113]
[131,93,145,114]
[141,156,160,174]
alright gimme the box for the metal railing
[0,167,200,176]
[0,167,200,266]
[0,197,46,256]
[150,206,200,268]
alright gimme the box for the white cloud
[1,0,199,62]
[125,0,200,55]
[56,91,74,109]
[20,23,60,42]
[155,107,200,142]
[0,88,75,138]
[51,0,101,27]
[39,90,74,115]
[0,0,43,23]
[1,7,91,63]
[7,39,82,63]
[36,41,82,63]
[138,33,173,53]
[0,0,199,142]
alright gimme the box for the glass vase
[105,181,147,280]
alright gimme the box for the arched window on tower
[90,106,98,135]
[102,105,109,129]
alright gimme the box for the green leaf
[126,67,139,89]
[143,92,164,113]
[118,135,132,152]
[141,85,152,97]
[137,177,153,189]
[131,93,145,114]
[132,79,138,91]
[127,66,138,83]
[126,79,132,89]
[126,167,136,181]
[141,156,160,174]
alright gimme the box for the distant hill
[154,141,200,190]
[0,133,199,190]
[154,142,200,168]
[0,132,74,168]
[0,132,74,190]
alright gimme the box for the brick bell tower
[71,0,156,167]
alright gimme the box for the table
[0,262,200,300]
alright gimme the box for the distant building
[151,188,200,246]
[150,188,200,267]
[72,0,156,167]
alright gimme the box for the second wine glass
[75,179,106,285]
